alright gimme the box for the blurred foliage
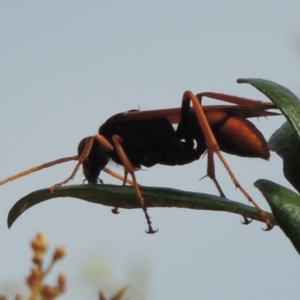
[0,233,129,300]
[1,233,67,300]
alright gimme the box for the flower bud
[31,233,49,260]
[53,245,66,262]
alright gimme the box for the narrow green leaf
[269,121,300,192]
[237,78,300,136]
[7,184,275,228]
[238,78,300,192]
[255,179,300,255]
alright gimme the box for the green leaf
[237,78,300,135]
[255,180,300,255]
[269,121,300,193]
[7,184,275,229]
[237,78,300,192]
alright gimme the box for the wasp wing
[121,103,279,124]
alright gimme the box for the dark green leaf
[269,121,300,192]
[255,180,300,255]
[7,184,275,228]
[237,78,300,192]
[237,78,300,135]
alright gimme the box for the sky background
[0,1,300,299]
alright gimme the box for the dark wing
[205,103,279,118]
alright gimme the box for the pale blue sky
[0,2,300,299]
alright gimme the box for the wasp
[0,91,278,233]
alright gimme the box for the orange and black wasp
[0,91,278,232]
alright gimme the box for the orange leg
[205,149,252,225]
[111,135,157,234]
[205,150,225,198]
[103,167,134,186]
[111,168,131,214]
[182,91,273,230]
